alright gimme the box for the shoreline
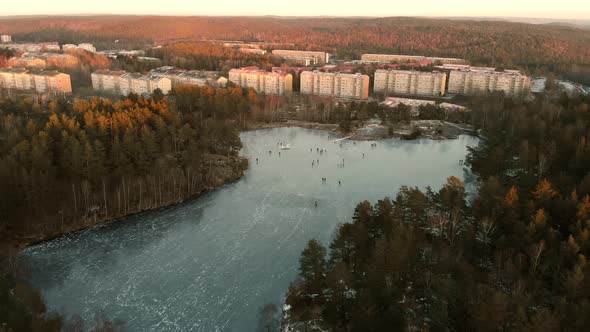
[13,121,476,251]
[11,155,248,251]
[244,119,477,141]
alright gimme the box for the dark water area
[20,127,479,331]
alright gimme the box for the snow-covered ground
[557,80,590,95]
[530,77,547,93]
[531,76,590,95]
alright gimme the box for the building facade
[1,35,11,43]
[149,66,227,88]
[229,66,292,95]
[7,57,47,68]
[448,68,531,96]
[0,42,59,52]
[271,50,329,65]
[63,43,96,53]
[361,54,466,65]
[300,71,370,99]
[374,69,447,96]
[91,70,172,96]
[0,67,72,94]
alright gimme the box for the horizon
[1,0,589,21]
[0,13,589,27]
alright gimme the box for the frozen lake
[20,127,479,331]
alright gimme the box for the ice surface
[20,127,479,331]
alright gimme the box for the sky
[2,0,590,20]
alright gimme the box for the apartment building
[7,57,47,68]
[374,69,447,96]
[91,70,172,96]
[272,50,329,65]
[300,71,370,99]
[149,66,228,88]
[0,42,59,52]
[361,54,466,65]
[229,66,293,95]
[0,67,72,94]
[1,35,11,43]
[448,67,531,96]
[63,43,96,53]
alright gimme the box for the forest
[0,16,588,83]
[0,85,265,330]
[0,85,262,246]
[284,93,590,331]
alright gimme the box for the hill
[0,16,589,83]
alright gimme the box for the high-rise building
[374,69,447,96]
[91,70,172,95]
[271,50,329,65]
[229,66,293,95]
[360,54,466,65]
[0,35,12,43]
[448,67,531,96]
[0,67,72,94]
[300,71,370,99]
[149,66,228,88]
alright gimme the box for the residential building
[91,70,172,95]
[300,71,370,99]
[0,42,59,52]
[0,67,72,94]
[360,54,466,65]
[149,66,227,88]
[7,57,47,68]
[374,69,447,96]
[272,50,329,65]
[229,66,293,95]
[77,43,96,53]
[62,43,96,53]
[1,35,11,43]
[448,67,531,96]
[43,53,79,68]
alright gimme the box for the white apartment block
[229,66,293,95]
[62,43,96,53]
[374,69,447,96]
[300,71,370,99]
[149,66,227,88]
[0,67,72,94]
[1,35,12,43]
[0,42,59,52]
[448,68,531,96]
[361,54,466,65]
[272,50,329,65]
[91,70,172,96]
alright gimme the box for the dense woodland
[0,86,260,245]
[147,42,281,73]
[0,16,589,83]
[0,85,264,330]
[284,93,590,331]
